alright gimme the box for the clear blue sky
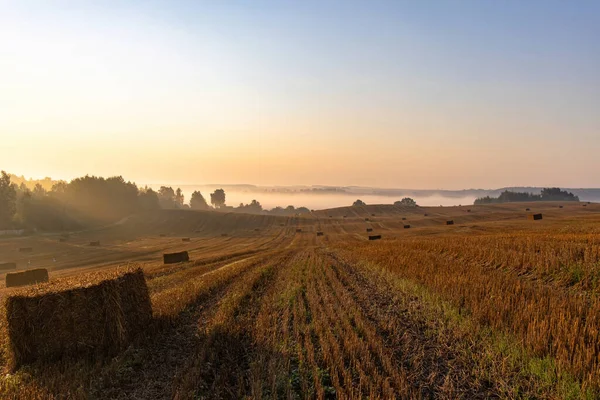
[1,1,599,188]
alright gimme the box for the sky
[1,0,599,189]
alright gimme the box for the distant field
[1,202,599,399]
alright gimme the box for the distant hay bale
[467,209,471,212]
[6,269,49,288]
[446,220,454,225]
[404,225,411,229]
[279,223,285,226]
[368,235,382,241]
[0,262,17,271]
[163,251,189,264]
[89,241,100,246]
[366,228,373,232]
[296,228,302,233]
[558,205,563,209]
[221,233,228,237]
[365,218,369,221]
[254,228,260,232]
[195,230,202,233]
[316,231,324,236]
[371,213,375,216]
[401,217,406,220]
[159,234,167,237]
[525,208,531,211]
[528,213,543,221]
[329,215,333,218]
[343,215,347,218]
[423,214,428,217]
[18,247,33,253]
[182,238,191,242]
[5,267,151,369]
[59,238,67,243]
[583,204,587,207]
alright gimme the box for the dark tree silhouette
[190,190,209,210]
[353,199,366,206]
[395,197,417,207]
[0,171,17,228]
[210,189,226,208]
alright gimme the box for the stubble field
[0,202,599,399]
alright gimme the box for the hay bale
[89,241,100,246]
[254,228,260,232]
[558,205,563,209]
[221,233,228,237]
[583,204,587,207]
[5,267,151,369]
[423,214,428,217]
[163,251,189,264]
[401,217,406,220]
[18,247,33,253]
[343,215,347,218]
[365,218,370,221]
[59,238,67,243]
[366,228,373,232]
[182,238,191,242]
[0,262,17,271]
[467,209,471,212]
[371,214,375,216]
[525,208,531,211]
[528,213,543,221]
[316,232,324,236]
[6,269,49,288]
[159,234,167,237]
[368,235,382,241]
[296,228,302,233]
[446,220,454,226]
[404,225,411,229]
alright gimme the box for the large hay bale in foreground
[0,262,17,271]
[528,213,543,221]
[6,269,49,288]
[5,267,151,369]
[163,251,189,264]
[368,235,382,241]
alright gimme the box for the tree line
[0,172,311,231]
[474,188,579,205]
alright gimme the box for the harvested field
[1,203,600,398]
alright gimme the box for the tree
[139,187,160,210]
[190,190,209,210]
[0,171,17,228]
[175,188,185,207]
[158,186,178,209]
[210,189,226,209]
[395,197,417,207]
[353,199,366,206]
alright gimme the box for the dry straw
[163,251,189,264]
[4,266,151,370]
[6,268,49,288]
